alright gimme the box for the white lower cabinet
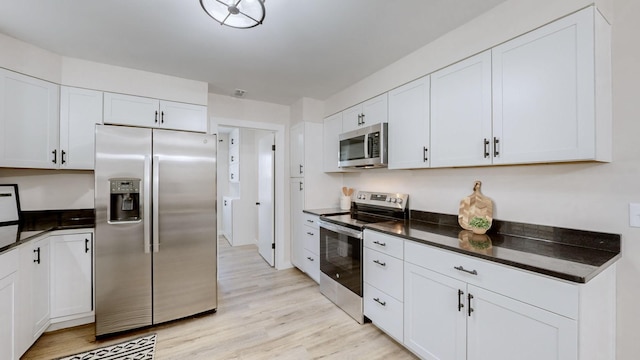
[301,213,320,283]
[363,229,614,360]
[50,232,93,320]
[363,231,404,342]
[0,249,18,360]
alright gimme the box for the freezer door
[95,125,153,336]
[152,129,217,323]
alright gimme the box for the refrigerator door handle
[153,155,160,253]
[144,155,152,254]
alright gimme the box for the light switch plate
[630,203,640,227]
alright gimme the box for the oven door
[318,220,363,296]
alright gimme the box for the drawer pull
[306,219,314,223]
[468,293,474,317]
[373,297,386,306]
[458,289,464,312]
[306,257,314,261]
[307,232,314,236]
[373,259,386,267]
[373,240,386,247]
[454,265,478,276]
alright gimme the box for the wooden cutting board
[458,181,493,230]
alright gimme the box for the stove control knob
[397,198,403,204]
[392,198,397,203]
[386,198,392,202]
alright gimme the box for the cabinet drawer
[303,249,319,284]
[364,230,404,259]
[364,248,403,301]
[302,213,319,230]
[405,240,579,319]
[303,225,319,255]
[364,283,403,342]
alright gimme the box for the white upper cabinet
[104,92,207,132]
[290,123,304,177]
[342,93,388,133]
[0,69,59,169]
[430,51,492,168]
[59,86,103,170]
[388,76,431,169]
[323,112,343,172]
[492,6,610,164]
[159,100,207,133]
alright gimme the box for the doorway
[215,118,285,269]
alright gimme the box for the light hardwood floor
[22,237,417,359]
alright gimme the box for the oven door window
[320,227,362,296]
[339,135,366,162]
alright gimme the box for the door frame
[213,117,288,270]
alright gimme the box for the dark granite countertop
[0,209,94,255]
[364,211,621,283]
[303,208,350,217]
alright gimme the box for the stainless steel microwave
[338,123,388,168]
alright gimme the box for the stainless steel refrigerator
[94,124,217,336]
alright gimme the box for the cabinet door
[59,86,103,170]
[342,103,363,133]
[492,8,595,164]
[229,144,239,164]
[31,237,50,340]
[431,51,492,167]
[0,272,17,360]
[290,123,304,177]
[388,76,430,169]
[222,197,233,242]
[159,100,207,133]
[302,249,319,283]
[103,92,159,128]
[404,262,466,360]
[229,128,240,147]
[50,233,93,319]
[323,113,342,172]
[467,285,577,360]
[289,178,305,269]
[0,69,59,169]
[361,93,388,127]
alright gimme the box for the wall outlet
[630,203,640,227]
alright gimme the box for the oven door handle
[318,220,363,239]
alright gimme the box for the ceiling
[0,0,508,105]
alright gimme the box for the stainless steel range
[317,191,408,324]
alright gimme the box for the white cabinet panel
[290,178,305,269]
[492,7,600,164]
[159,100,207,133]
[430,51,492,167]
[364,283,403,342]
[467,285,577,360]
[59,86,103,170]
[302,249,319,283]
[229,144,239,164]
[342,94,388,133]
[364,248,403,301]
[229,163,239,183]
[104,93,206,132]
[50,233,93,319]
[323,112,342,172]
[0,69,59,169]
[0,249,18,360]
[290,123,304,177]
[404,262,467,360]
[30,237,50,341]
[388,76,430,169]
[103,92,159,128]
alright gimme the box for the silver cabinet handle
[454,265,477,275]
[484,138,490,158]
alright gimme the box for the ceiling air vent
[234,89,246,97]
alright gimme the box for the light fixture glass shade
[200,0,265,29]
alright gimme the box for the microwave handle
[364,133,369,159]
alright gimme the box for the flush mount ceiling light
[200,0,266,29]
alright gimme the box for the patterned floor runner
[57,333,156,360]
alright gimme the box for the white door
[50,233,93,318]
[257,133,275,266]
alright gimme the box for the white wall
[0,169,94,210]
[325,0,639,357]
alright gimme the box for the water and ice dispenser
[109,179,141,222]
